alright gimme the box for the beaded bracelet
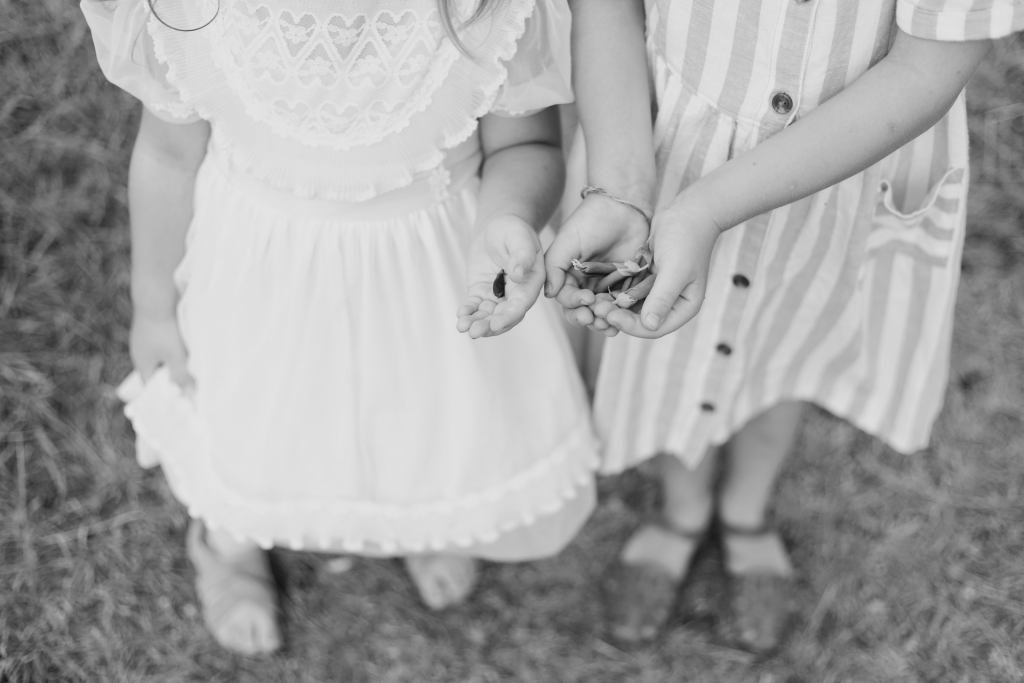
[580,186,653,226]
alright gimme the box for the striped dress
[595,0,1024,471]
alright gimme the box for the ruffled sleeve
[490,0,573,117]
[79,0,200,123]
[896,0,1024,40]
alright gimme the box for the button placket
[697,216,769,432]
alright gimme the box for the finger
[605,291,704,339]
[602,326,620,338]
[543,229,582,299]
[133,352,159,383]
[589,316,610,332]
[639,275,705,333]
[468,318,494,339]
[591,299,619,320]
[571,306,595,327]
[457,304,496,333]
[456,297,483,319]
[166,352,195,393]
[639,251,696,332]
[505,247,537,285]
[562,307,584,328]
[554,277,596,310]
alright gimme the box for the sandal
[602,517,710,643]
[186,520,282,655]
[719,523,796,654]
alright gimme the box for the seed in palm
[492,270,506,299]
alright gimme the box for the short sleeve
[79,0,200,123]
[490,0,573,117]
[896,0,1024,41]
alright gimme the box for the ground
[1,2,1023,681]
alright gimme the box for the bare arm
[128,109,209,384]
[456,108,565,337]
[544,0,654,325]
[690,30,989,231]
[475,107,564,238]
[568,0,655,208]
[603,29,992,337]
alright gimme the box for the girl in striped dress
[547,0,1022,650]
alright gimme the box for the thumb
[542,230,578,299]
[165,346,196,395]
[639,250,695,331]
[504,246,537,284]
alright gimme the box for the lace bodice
[81,0,571,200]
[212,1,459,149]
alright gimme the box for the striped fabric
[594,0,1021,472]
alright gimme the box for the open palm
[457,214,546,339]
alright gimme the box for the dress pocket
[868,164,966,269]
[866,105,968,269]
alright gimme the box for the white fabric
[81,0,573,199]
[84,0,594,557]
[80,0,200,122]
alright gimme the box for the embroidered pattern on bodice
[208,0,459,148]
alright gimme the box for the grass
[2,1,1023,681]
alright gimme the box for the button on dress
[595,0,1023,471]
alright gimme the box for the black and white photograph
[1,0,1023,680]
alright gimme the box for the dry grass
[2,2,1023,681]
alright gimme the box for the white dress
[82,0,599,559]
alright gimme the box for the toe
[218,612,254,654]
[251,609,280,653]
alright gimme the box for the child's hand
[130,310,195,391]
[457,215,545,338]
[544,193,651,330]
[592,194,720,338]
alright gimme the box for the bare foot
[404,555,478,610]
[188,522,282,655]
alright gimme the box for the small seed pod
[595,269,629,293]
[571,259,618,275]
[492,270,506,299]
[614,272,656,308]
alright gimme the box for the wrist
[673,178,728,235]
[580,186,653,229]
[585,166,656,214]
[131,277,178,319]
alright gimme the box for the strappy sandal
[186,520,282,655]
[719,523,796,654]
[602,517,710,644]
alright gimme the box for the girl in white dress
[81,0,598,655]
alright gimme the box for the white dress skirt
[119,146,599,560]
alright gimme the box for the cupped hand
[457,214,545,338]
[129,309,195,392]
[543,191,651,329]
[593,193,721,339]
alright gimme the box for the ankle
[716,496,769,532]
[722,531,792,576]
[662,497,714,533]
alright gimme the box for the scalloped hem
[117,368,600,556]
